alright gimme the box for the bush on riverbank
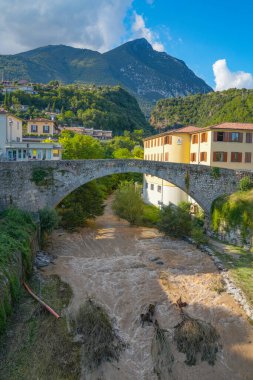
[112,182,144,224]
[158,203,192,238]
[211,189,253,244]
[0,208,36,334]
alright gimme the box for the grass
[210,242,253,306]
[0,275,81,380]
[0,208,36,334]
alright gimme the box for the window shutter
[213,152,216,161]
[204,152,207,161]
[246,133,252,143]
[213,132,218,142]
[239,133,243,143]
[224,132,229,142]
[231,152,235,162]
[228,132,232,142]
[224,152,227,162]
[238,152,242,162]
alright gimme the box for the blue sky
[132,0,253,88]
[0,0,252,90]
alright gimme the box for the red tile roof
[210,122,253,131]
[173,125,200,133]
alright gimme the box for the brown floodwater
[45,198,253,380]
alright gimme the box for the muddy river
[45,198,253,380]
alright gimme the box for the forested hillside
[150,89,253,129]
[2,84,150,135]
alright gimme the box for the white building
[0,111,62,161]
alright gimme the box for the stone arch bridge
[0,160,251,214]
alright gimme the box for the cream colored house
[143,123,253,208]
[26,118,58,136]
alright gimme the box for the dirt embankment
[43,198,253,380]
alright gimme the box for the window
[213,151,227,162]
[165,152,169,161]
[231,132,239,142]
[201,133,208,143]
[157,185,162,193]
[231,152,242,162]
[154,154,156,161]
[151,184,154,190]
[192,135,198,144]
[18,149,22,159]
[145,182,148,189]
[43,125,50,133]
[245,152,252,163]
[200,152,207,162]
[190,153,196,162]
[217,132,224,141]
[31,124,37,133]
[246,133,252,143]
[53,149,60,157]
[164,135,172,145]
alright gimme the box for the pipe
[23,281,61,319]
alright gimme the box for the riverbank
[1,198,253,379]
[45,198,253,379]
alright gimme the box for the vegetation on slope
[211,187,253,243]
[0,208,36,333]
[151,89,253,129]
[2,83,151,135]
[0,275,81,379]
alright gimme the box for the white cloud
[131,12,164,52]
[213,59,253,91]
[0,0,133,54]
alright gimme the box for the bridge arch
[0,159,249,214]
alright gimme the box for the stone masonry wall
[0,160,252,214]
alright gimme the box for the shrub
[211,167,220,179]
[239,176,253,192]
[112,182,143,225]
[191,226,208,247]
[39,208,59,234]
[158,204,192,238]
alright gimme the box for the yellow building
[26,118,58,136]
[143,123,253,208]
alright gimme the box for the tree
[59,133,105,159]
[158,203,192,238]
[112,182,143,224]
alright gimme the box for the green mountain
[3,84,151,135]
[0,39,212,111]
[150,89,253,129]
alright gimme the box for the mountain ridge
[0,38,213,110]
